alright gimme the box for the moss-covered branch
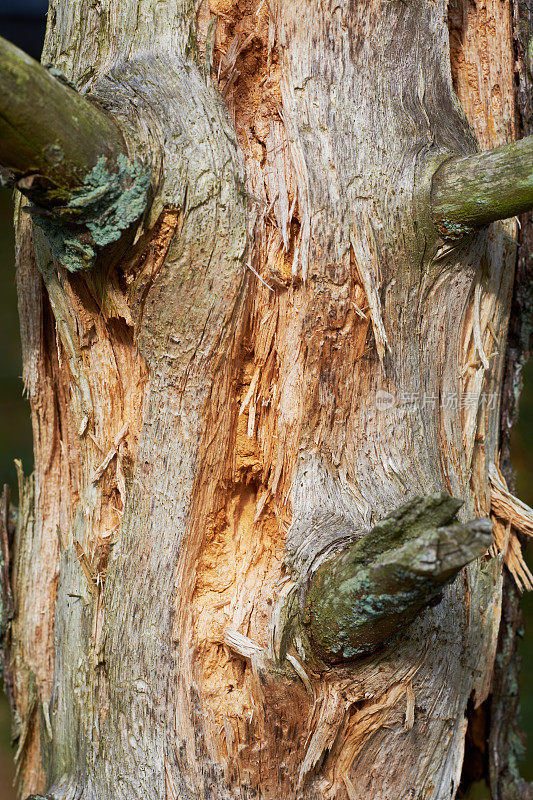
[0,35,125,204]
[0,36,151,271]
[430,136,533,238]
[302,494,492,664]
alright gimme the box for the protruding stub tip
[406,516,493,582]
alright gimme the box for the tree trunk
[3,0,533,799]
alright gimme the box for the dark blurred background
[0,2,531,798]
[0,7,48,799]
[0,9,48,797]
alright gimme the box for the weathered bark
[490,1,533,798]
[1,0,532,799]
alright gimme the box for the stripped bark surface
[4,0,530,799]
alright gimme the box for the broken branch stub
[0,36,151,272]
[302,494,493,664]
[0,36,124,203]
[431,135,533,239]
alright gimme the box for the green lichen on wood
[31,155,151,272]
[302,493,493,664]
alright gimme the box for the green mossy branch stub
[431,136,533,239]
[0,35,126,201]
[302,493,493,664]
[30,155,151,272]
[0,35,151,270]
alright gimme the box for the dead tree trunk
[1,0,533,798]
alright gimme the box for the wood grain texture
[6,0,525,798]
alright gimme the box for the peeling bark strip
[2,0,532,797]
[301,494,493,663]
[0,485,14,693]
[431,136,533,238]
